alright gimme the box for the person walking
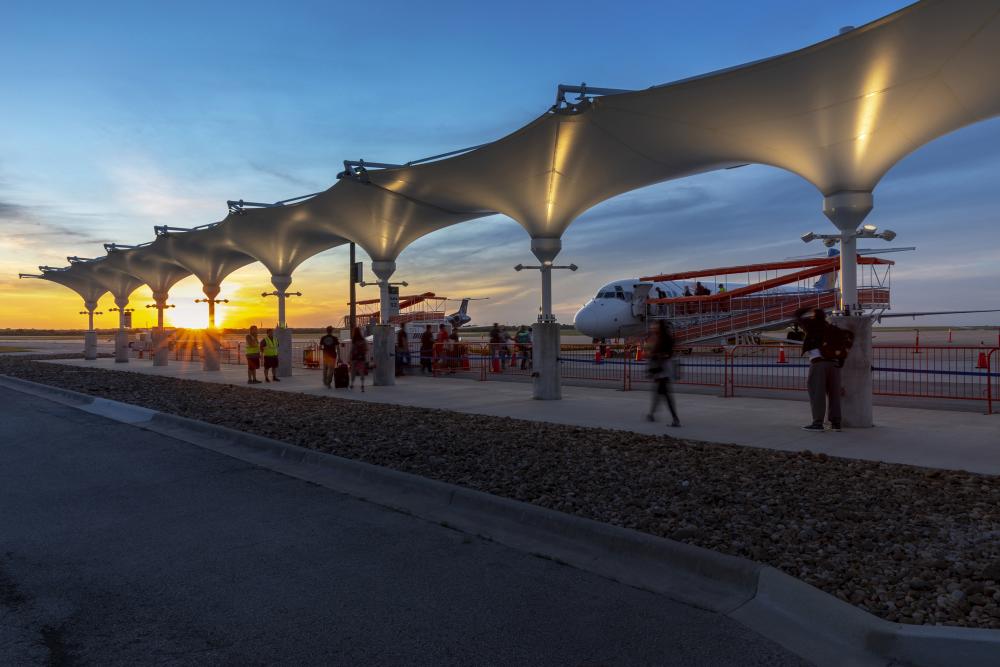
[489,322,504,371]
[515,325,532,370]
[319,326,340,388]
[435,323,450,370]
[395,323,410,376]
[646,320,680,427]
[420,325,434,374]
[794,307,842,432]
[350,327,368,392]
[261,328,279,383]
[244,325,262,384]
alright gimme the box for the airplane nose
[574,305,598,337]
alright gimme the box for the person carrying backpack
[318,326,340,388]
[794,307,852,432]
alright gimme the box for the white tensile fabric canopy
[76,258,146,306]
[102,238,192,300]
[155,224,257,292]
[34,264,109,309]
[25,0,1000,308]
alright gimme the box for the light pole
[194,297,229,329]
[800,225,896,314]
[514,262,579,322]
[514,259,578,400]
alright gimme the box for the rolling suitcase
[334,363,350,389]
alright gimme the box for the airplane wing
[876,309,1000,322]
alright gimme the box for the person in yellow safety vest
[261,328,280,383]
[245,325,262,384]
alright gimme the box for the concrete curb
[3,373,999,666]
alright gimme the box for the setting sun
[166,301,224,329]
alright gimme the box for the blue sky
[2,0,999,328]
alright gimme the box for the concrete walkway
[45,357,1000,475]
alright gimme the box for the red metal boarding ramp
[643,256,893,343]
[344,292,447,329]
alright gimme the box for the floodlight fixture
[879,229,897,241]
[514,264,525,272]
[801,232,817,243]
[862,223,878,232]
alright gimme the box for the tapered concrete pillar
[84,300,98,360]
[152,292,169,366]
[271,275,293,378]
[531,238,562,400]
[823,191,873,314]
[371,261,397,386]
[114,297,129,363]
[201,329,221,371]
[532,322,561,400]
[830,315,874,428]
[202,284,221,371]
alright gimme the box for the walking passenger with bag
[646,320,681,427]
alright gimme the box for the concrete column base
[84,331,98,360]
[202,330,221,371]
[373,325,395,387]
[114,330,129,363]
[152,329,169,367]
[830,315,873,428]
[277,328,293,378]
[532,322,561,400]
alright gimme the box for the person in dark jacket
[419,325,434,374]
[646,320,680,427]
[395,323,410,376]
[794,307,841,432]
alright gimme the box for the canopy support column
[531,238,562,400]
[201,284,222,371]
[823,191,874,427]
[152,292,170,367]
[371,260,397,386]
[84,300,98,361]
[113,296,129,364]
[271,275,293,378]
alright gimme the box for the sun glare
[166,301,226,329]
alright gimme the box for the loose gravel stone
[3,354,999,629]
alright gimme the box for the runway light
[801,232,817,243]
[862,223,878,232]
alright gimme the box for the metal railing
[128,339,997,413]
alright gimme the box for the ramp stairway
[642,257,892,343]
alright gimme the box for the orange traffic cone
[777,344,787,364]
[635,345,643,362]
[976,352,988,369]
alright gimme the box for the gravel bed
[3,355,1000,629]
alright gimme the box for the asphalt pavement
[0,386,806,666]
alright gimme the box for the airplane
[574,248,999,342]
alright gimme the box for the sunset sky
[2,0,999,330]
